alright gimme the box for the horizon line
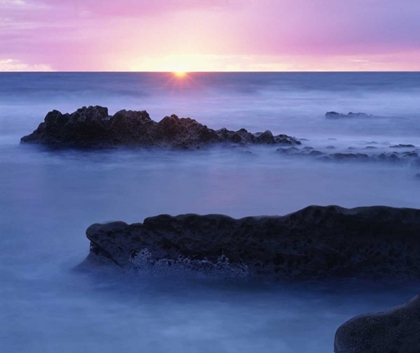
[1,70,420,73]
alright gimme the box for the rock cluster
[276,146,420,167]
[335,294,420,353]
[325,111,374,119]
[21,106,300,149]
[79,205,420,280]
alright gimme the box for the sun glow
[173,71,187,78]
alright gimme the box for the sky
[1,0,420,71]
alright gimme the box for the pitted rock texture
[81,205,420,279]
[20,106,300,149]
[335,294,420,353]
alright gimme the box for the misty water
[1,72,420,352]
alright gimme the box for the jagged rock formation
[20,106,300,149]
[79,205,420,279]
[325,111,374,119]
[335,294,420,353]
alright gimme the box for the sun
[173,71,187,78]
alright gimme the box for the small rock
[325,112,373,119]
[276,147,300,155]
[308,150,324,157]
[390,144,416,148]
[330,153,369,162]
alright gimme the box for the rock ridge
[21,105,300,149]
[80,205,420,279]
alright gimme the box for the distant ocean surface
[2,72,420,140]
[1,72,420,353]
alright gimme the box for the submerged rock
[329,152,369,162]
[335,294,420,353]
[79,205,420,280]
[275,147,301,155]
[21,106,300,149]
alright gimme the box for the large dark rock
[79,205,420,279]
[21,106,300,149]
[335,294,420,353]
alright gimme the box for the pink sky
[1,0,420,71]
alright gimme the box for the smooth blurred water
[1,72,420,353]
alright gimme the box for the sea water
[1,72,420,352]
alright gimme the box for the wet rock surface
[335,294,420,353]
[80,205,420,280]
[21,106,301,149]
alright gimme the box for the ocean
[1,72,419,352]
